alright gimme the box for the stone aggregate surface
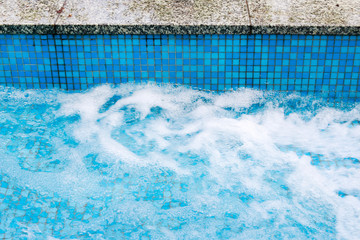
[0,0,359,36]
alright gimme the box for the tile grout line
[53,0,68,89]
[244,0,253,34]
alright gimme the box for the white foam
[1,84,360,239]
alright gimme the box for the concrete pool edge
[1,25,360,35]
[1,0,360,35]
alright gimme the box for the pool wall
[1,0,360,102]
[1,34,360,102]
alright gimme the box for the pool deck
[0,0,359,34]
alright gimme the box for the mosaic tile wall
[0,34,360,101]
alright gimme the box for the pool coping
[1,0,360,35]
[1,24,360,35]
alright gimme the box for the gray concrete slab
[54,0,249,25]
[0,0,63,24]
[248,0,360,28]
[0,0,359,34]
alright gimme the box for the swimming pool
[1,32,360,239]
[0,84,360,239]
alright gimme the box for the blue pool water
[0,84,360,239]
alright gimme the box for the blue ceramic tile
[0,34,358,100]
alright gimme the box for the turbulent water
[0,84,360,239]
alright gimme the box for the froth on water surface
[0,84,360,239]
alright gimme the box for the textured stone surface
[0,0,63,24]
[251,26,360,35]
[53,25,251,34]
[248,0,360,27]
[55,0,249,25]
[0,25,55,34]
[0,0,360,34]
